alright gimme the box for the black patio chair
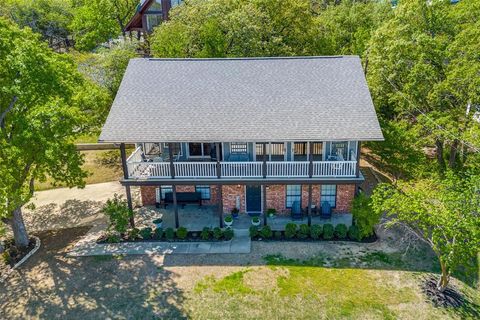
[321,201,332,219]
[291,201,303,220]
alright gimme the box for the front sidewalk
[68,224,251,256]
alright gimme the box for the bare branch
[0,95,18,129]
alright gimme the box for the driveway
[23,182,127,232]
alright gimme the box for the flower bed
[1,238,37,268]
[249,223,376,243]
[97,226,234,244]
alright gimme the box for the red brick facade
[140,183,356,213]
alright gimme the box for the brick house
[99,56,383,227]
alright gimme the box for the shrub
[352,193,381,240]
[102,194,133,234]
[224,215,233,223]
[140,227,153,240]
[165,227,175,240]
[223,228,234,240]
[274,231,282,240]
[213,227,223,240]
[252,216,260,224]
[297,224,310,239]
[260,225,273,239]
[106,232,121,243]
[285,223,297,239]
[310,224,322,240]
[348,225,360,241]
[126,228,140,241]
[2,251,11,265]
[249,226,259,238]
[323,224,334,240]
[335,224,348,239]
[153,227,163,240]
[267,208,276,216]
[200,227,211,240]
[176,227,188,239]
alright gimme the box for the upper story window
[162,143,181,156]
[230,142,247,154]
[330,141,348,161]
[188,143,212,157]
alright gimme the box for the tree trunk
[0,241,4,253]
[9,207,29,248]
[437,260,450,292]
[448,139,459,168]
[435,138,446,172]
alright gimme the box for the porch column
[262,143,267,178]
[263,184,267,226]
[356,141,361,178]
[307,143,313,226]
[172,185,179,228]
[215,142,221,178]
[168,143,175,178]
[218,185,223,228]
[120,143,135,227]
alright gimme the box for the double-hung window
[321,185,336,208]
[285,185,302,208]
[195,185,211,200]
[188,143,212,157]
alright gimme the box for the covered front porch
[136,204,352,231]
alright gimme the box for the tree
[0,18,94,247]
[371,173,480,291]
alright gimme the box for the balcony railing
[126,147,357,179]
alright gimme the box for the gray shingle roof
[99,56,383,143]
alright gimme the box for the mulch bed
[97,231,232,244]
[1,238,36,268]
[421,276,466,308]
[251,232,377,243]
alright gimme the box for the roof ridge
[144,55,359,62]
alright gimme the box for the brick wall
[265,184,285,214]
[222,185,245,213]
[140,186,156,205]
[301,185,321,209]
[333,184,356,213]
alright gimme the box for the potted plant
[224,214,233,227]
[152,218,163,228]
[267,208,276,218]
[231,207,239,218]
[251,216,261,226]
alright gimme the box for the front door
[246,185,262,214]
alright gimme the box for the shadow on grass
[0,227,186,319]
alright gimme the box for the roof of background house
[99,56,384,143]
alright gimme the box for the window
[285,185,302,208]
[330,141,348,160]
[321,185,336,208]
[162,143,181,156]
[270,142,285,161]
[230,142,247,154]
[195,185,211,200]
[188,143,212,157]
[159,186,172,200]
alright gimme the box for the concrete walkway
[68,226,251,256]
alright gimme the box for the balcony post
[263,185,268,226]
[215,142,221,178]
[262,143,267,178]
[120,143,135,227]
[307,184,312,226]
[168,143,175,179]
[218,185,223,228]
[172,184,179,228]
[308,143,313,178]
[356,141,361,178]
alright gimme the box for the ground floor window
[285,185,302,208]
[157,186,173,201]
[321,185,336,207]
[195,185,211,200]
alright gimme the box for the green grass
[186,254,480,319]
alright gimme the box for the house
[125,0,184,35]
[99,56,384,228]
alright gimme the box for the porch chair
[291,201,303,220]
[320,201,332,219]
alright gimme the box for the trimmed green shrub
[213,227,223,240]
[323,224,334,240]
[352,193,381,240]
[285,223,297,239]
[126,228,140,240]
[310,224,322,240]
[106,232,121,243]
[260,225,273,239]
[140,227,153,240]
[335,224,348,239]
[165,227,175,240]
[176,227,188,239]
[348,225,360,241]
[274,231,282,240]
[249,226,259,238]
[297,224,310,239]
[102,194,133,234]
[153,227,163,240]
[200,227,211,240]
[223,228,234,240]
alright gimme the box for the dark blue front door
[246,185,262,214]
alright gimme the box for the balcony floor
[136,205,352,231]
